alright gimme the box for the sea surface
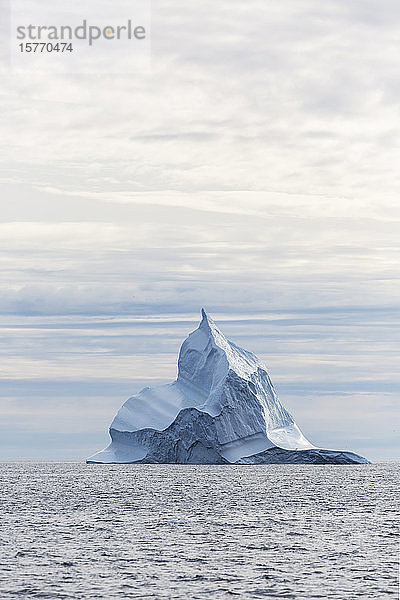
[0,462,398,599]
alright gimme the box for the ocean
[0,462,398,599]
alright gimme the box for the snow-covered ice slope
[87,310,369,464]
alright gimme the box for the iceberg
[88,309,369,465]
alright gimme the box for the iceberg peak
[183,309,263,384]
[199,307,218,334]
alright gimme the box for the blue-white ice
[88,310,369,465]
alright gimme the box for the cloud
[0,193,398,316]
[1,0,399,201]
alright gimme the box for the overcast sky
[0,0,399,460]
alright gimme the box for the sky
[0,0,399,460]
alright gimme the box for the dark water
[0,462,398,599]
